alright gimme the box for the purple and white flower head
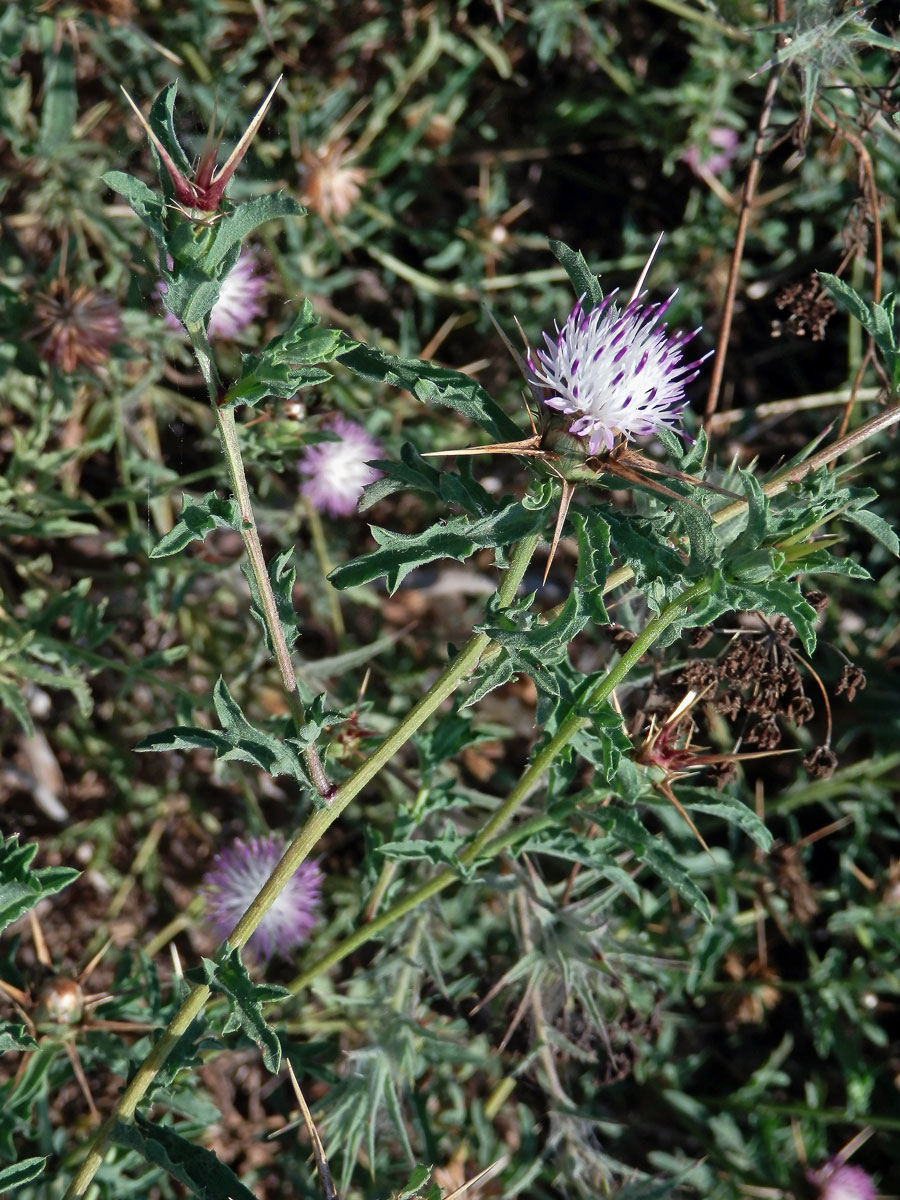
[528,275,710,456]
[300,415,382,518]
[808,1161,877,1200]
[159,250,266,339]
[683,126,740,178]
[201,835,323,960]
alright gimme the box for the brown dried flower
[771,273,836,341]
[300,138,368,222]
[31,280,123,374]
[803,744,838,779]
[835,663,866,703]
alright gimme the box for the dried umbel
[679,608,859,780]
[31,280,123,373]
[772,272,836,341]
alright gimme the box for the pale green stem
[289,579,711,994]
[305,498,345,638]
[189,327,331,792]
[61,533,540,1198]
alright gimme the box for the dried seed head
[803,744,838,779]
[35,977,85,1027]
[771,273,836,341]
[31,281,123,373]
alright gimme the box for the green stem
[189,328,330,792]
[61,532,540,1199]
[305,498,345,639]
[289,578,711,994]
[600,404,900,600]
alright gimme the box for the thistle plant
[2,14,899,1197]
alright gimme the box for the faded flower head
[32,280,123,374]
[300,415,382,517]
[201,835,323,960]
[528,287,709,455]
[808,1161,877,1200]
[301,138,368,222]
[159,251,266,339]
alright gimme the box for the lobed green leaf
[112,1113,258,1200]
[149,492,241,558]
[196,946,290,1074]
[337,343,523,442]
[0,834,80,937]
[330,497,550,593]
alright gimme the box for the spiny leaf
[650,786,773,852]
[111,1113,259,1200]
[0,1025,40,1054]
[205,194,306,274]
[196,946,290,1074]
[242,547,305,670]
[102,170,168,255]
[150,492,241,558]
[591,807,712,921]
[0,834,80,936]
[844,507,899,556]
[337,344,523,442]
[224,298,355,408]
[137,678,310,787]
[549,239,604,308]
[330,498,549,594]
[732,470,769,553]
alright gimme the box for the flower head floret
[32,281,123,374]
[528,288,710,455]
[201,835,322,960]
[300,415,382,518]
[808,1161,877,1200]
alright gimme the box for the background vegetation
[1,1,899,1197]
